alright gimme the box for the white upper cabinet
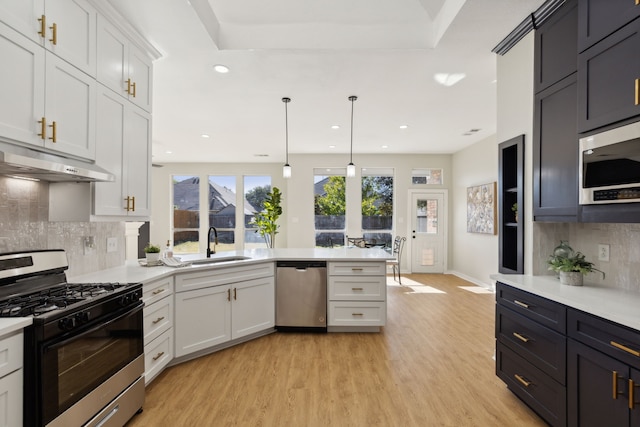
[97,16,152,112]
[0,0,96,76]
[0,22,95,159]
[94,84,151,218]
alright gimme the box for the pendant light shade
[282,97,292,178]
[347,95,357,178]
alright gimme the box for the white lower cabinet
[174,263,275,358]
[142,276,173,385]
[328,261,387,328]
[0,330,23,426]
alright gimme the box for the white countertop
[491,273,640,331]
[68,247,393,284]
[0,317,33,336]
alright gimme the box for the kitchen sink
[189,256,251,265]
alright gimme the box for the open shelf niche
[498,135,524,274]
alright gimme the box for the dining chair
[387,236,406,284]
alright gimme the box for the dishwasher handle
[276,260,327,269]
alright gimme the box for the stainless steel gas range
[0,249,145,427]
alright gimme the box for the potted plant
[144,243,161,262]
[250,187,282,248]
[547,251,605,286]
[511,202,518,222]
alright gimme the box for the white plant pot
[559,271,583,286]
[146,252,160,262]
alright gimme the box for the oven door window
[41,304,143,425]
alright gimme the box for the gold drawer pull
[152,288,166,295]
[630,379,640,409]
[352,287,364,291]
[48,121,57,143]
[352,313,364,316]
[49,22,57,45]
[38,15,46,38]
[613,371,625,399]
[636,79,640,106]
[514,374,531,387]
[126,78,132,95]
[131,81,137,97]
[152,316,165,324]
[152,351,165,361]
[351,268,364,271]
[611,341,640,357]
[512,332,530,343]
[513,300,529,309]
[38,117,47,140]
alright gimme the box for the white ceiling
[107,0,545,164]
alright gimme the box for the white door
[409,190,447,273]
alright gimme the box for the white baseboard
[447,270,494,291]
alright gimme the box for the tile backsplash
[534,222,640,291]
[0,177,125,277]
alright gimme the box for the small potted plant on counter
[144,243,161,262]
[547,251,605,286]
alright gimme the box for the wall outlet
[84,236,96,256]
[598,244,610,262]
[107,237,118,253]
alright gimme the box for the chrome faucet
[206,226,218,258]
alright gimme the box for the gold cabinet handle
[352,287,364,291]
[227,288,231,302]
[48,121,57,143]
[513,332,530,343]
[613,371,625,399]
[152,351,165,361]
[38,15,46,38]
[514,374,531,387]
[126,78,132,95]
[131,81,137,98]
[352,313,364,316]
[629,379,640,409]
[131,196,135,211]
[513,300,530,309]
[124,196,131,211]
[351,268,363,271]
[38,117,47,140]
[152,288,166,295]
[152,316,165,324]
[49,22,57,45]
[611,341,640,357]
[635,79,639,106]
[233,288,237,300]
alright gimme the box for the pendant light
[347,95,357,178]
[282,97,292,178]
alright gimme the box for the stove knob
[59,316,76,331]
[75,311,90,324]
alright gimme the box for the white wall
[450,134,498,287]
[496,32,535,274]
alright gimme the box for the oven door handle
[45,302,144,350]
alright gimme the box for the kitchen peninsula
[69,247,393,384]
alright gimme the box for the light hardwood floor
[126,274,547,427]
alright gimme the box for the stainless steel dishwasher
[276,260,327,332]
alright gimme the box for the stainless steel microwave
[579,121,640,205]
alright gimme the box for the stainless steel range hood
[0,142,115,182]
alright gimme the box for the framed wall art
[466,182,496,235]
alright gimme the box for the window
[314,168,346,247]
[208,176,236,252]
[412,168,443,185]
[362,168,393,247]
[172,175,200,254]
[243,175,272,249]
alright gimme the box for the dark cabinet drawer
[497,304,566,384]
[496,282,567,333]
[568,308,640,370]
[496,341,567,427]
[578,0,640,52]
[577,18,640,133]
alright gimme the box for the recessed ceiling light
[399,125,408,129]
[434,73,466,87]
[491,79,498,84]
[331,125,340,129]
[328,145,336,149]
[165,150,173,154]
[201,134,210,138]
[381,145,389,149]
[213,64,229,73]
